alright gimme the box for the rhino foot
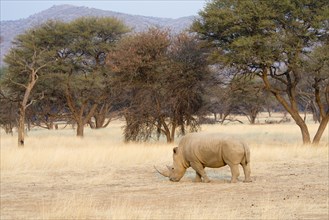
[230,179,238,183]
[193,178,202,183]
[203,178,211,183]
[193,172,202,182]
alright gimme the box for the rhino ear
[173,147,178,154]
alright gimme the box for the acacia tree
[164,32,210,140]
[60,17,129,136]
[27,18,129,137]
[108,28,172,142]
[108,29,210,142]
[193,0,329,144]
[3,29,54,146]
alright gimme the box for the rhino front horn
[154,166,170,178]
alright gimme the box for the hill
[0,4,195,66]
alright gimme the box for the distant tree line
[0,0,328,146]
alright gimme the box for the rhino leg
[241,163,252,182]
[193,172,202,182]
[228,163,240,183]
[190,162,210,183]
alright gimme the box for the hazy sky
[0,0,208,21]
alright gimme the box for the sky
[0,0,208,21]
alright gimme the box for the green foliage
[0,67,16,133]
[193,0,329,144]
[193,0,329,69]
[0,67,7,80]
[48,17,129,135]
[2,17,130,135]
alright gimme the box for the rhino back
[179,133,245,168]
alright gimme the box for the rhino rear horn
[154,165,170,178]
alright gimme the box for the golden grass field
[1,113,328,219]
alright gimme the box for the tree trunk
[220,112,230,124]
[165,133,173,143]
[159,117,174,143]
[76,120,84,137]
[267,107,272,117]
[65,85,99,137]
[299,123,312,144]
[47,121,54,130]
[250,115,256,124]
[94,103,111,128]
[312,81,329,145]
[261,70,312,144]
[247,109,258,124]
[88,119,96,129]
[95,114,106,128]
[287,108,312,144]
[18,106,25,147]
[312,114,329,145]
[169,122,177,143]
[18,83,35,147]
[164,129,174,143]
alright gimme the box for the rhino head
[155,147,187,182]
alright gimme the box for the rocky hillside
[0,4,196,66]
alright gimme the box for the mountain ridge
[0,4,196,66]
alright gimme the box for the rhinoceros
[155,133,252,183]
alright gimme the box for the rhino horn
[154,165,170,178]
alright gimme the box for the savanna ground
[0,113,328,219]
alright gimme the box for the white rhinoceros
[156,133,252,183]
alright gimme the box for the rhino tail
[243,143,250,165]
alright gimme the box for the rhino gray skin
[156,133,252,183]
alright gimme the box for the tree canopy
[107,29,210,142]
[193,0,329,144]
[2,17,130,145]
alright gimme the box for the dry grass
[1,115,328,219]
